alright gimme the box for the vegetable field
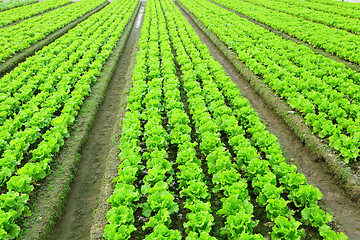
[0,0,37,11]
[0,0,359,239]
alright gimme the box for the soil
[90,3,145,239]
[207,0,360,74]
[175,1,360,238]
[50,3,144,240]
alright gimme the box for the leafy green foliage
[319,225,348,240]
[143,209,172,230]
[0,0,140,238]
[288,185,323,207]
[0,0,71,28]
[266,199,290,221]
[0,0,38,11]
[180,180,209,202]
[301,205,332,227]
[222,211,258,238]
[104,224,136,240]
[0,0,106,62]
[145,225,181,240]
[271,216,305,240]
[186,232,216,240]
[184,210,214,233]
[178,0,347,237]
[185,0,360,164]
[142,189,179,218]
[103,0,349,239]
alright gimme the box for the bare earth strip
[89,2,146,239]
[50,3,144,240]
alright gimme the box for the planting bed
[101,0,354,239]
[0,0,38,11]
[0,0,359,239]
[0,0,72,28]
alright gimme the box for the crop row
[158,0,216,237]
[0,0,136,186]
[308,0,360,10]
[242,0,360,34]
[104,0,346,238]
[275,0,360,20]
[0,0,138,238]
[182,0,360,163]
[167,5,261,239]
[105,0,253,237]
[0,0,37,11]
[0,0,71,28]
[171,0,346,237]
[105,1,182,238]
[0,0,105,63]
[136,2,180,237]
[210,0,360,65]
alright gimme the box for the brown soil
[18,5,128,238]
[50,3,144,240]
[90,3,146,239]
[207,0,360,73]
[175,1,360,238]
[0,2,109,78]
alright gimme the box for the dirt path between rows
[175,1,360,238]
[50,5,144,240]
